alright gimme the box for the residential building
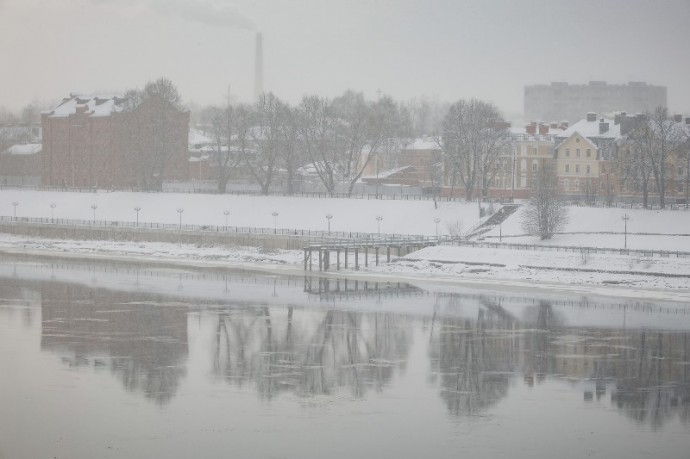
[554,113,621,201]
[491,122,562,200]
[525,81,667,124]
[41,94,189,189]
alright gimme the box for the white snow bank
[0,190,478,236]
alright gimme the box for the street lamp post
[224,210,230,230]
[12,201,18,219]
[50,202,56,222]
[376,215,383,237]
[434,217,440,238]
[177,208,184,230]
[622,213,630,249]
[90,204,97,224]
[272,211,279,234]
[326,214,333,234]
[134,206,141,226]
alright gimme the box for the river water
[0,256,688,459]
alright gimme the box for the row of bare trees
[619,107,690,208]
[197,92,509,197]
[198,91,414,195]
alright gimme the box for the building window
[565,164,570,173]
[679,167,684,176]
[586,149,591,158]
[586,165,591,174]
[532,162,537,172]
[532,147,537,155]
[565,148,570,157]
[600,181,605,191]
[575,164,580,174]
[564,179,569,190]
[574,180,579,190]
[601,164,606,174]
[576,137,580,143]
[576,149,580,157]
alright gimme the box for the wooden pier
[303,237,438,271]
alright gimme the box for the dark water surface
[0,257,689,459]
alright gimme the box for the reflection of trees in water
[0,280,41,327]
[429,296,518,416]
[429,295,690,426]
[40,283,188,405]
[608,331,690,429]
[521,301,563,384]
[211,307,411,400]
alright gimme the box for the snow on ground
[482,205,690,251]
[371,245,690,291]
[0,189,475,236]
[1,189,690,300]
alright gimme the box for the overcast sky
[1,0,689,120]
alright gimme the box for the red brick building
[41,94,189,189]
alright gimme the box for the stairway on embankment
[464,204,520,240]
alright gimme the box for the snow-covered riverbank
[1,189,690,303]
[2,233,689,304]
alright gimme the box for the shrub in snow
[521,165,568,240]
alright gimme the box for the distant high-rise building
[524,81,667,123]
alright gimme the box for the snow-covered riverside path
[1,189,689,303]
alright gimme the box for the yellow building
[492,122,561,199]
[554,113,620,201]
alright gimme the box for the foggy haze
[1,0,690,119]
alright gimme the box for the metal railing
[2,215,688,259]
[0,215,446,245]
[445,239,690,259]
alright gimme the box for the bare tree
[521,163,568,240]
[621,117,655,208]
[441,99,510,201]
[621,109,687,208]
[298,91,408,196]
[647,107,686,208]
[298,94,345,194]
[244,93,284,195]
[121,77,189,190]
[335,92,407,195]
[206,105,242,194]
[276,103,302,194]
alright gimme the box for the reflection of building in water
[210,307,412,400]
[428,296,690,425]
[39,282,188,405]
[545,328,690,429]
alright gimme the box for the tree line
[195,89,511,199]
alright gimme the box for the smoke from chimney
[254,32,264,102]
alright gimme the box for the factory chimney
[254,32,264,102]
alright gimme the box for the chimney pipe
[254,32,264,102]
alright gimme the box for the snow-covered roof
[556,117,621,139]
[1,143,42,155]
[44,94,126,118]
[509,126,561,141]
[402,138,441,151]
[189,129,213,146]
[362,165,417,180]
